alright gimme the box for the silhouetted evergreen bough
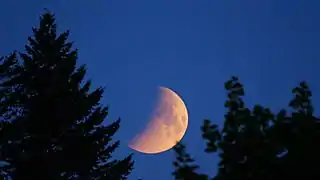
[172,143,208,180]
[172,76,320,180]
[0,11,133,180]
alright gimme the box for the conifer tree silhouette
[172,76,320,180]
[0,11,133,180]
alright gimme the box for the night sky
[1,0,320,179]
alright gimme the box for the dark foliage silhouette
[172,143,208,180]
[172,76,320,180]
[0,11,133,179]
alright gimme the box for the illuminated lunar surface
[129,87,188,154]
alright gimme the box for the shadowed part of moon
[129,87,188,154]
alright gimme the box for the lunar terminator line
[128,86,188,154]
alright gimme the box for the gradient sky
[1,0,320,179]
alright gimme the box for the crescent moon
[128,87,188,154]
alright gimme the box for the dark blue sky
[1,0,320,179]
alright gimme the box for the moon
[128,86,188,154]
